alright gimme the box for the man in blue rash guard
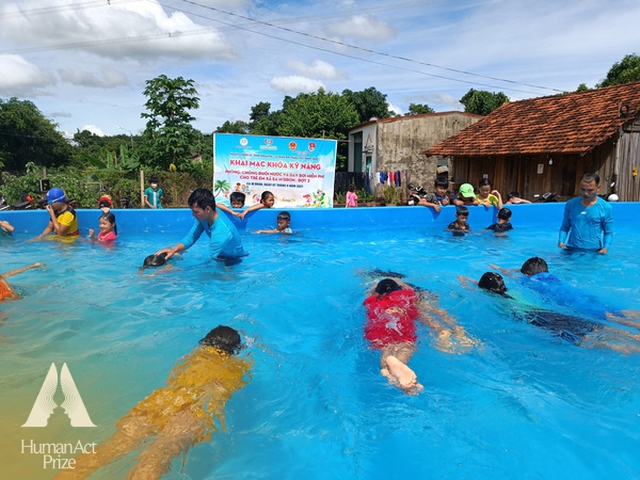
[156,188,246,262]
[558,173,613,254]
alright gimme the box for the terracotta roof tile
[425,81,640,156]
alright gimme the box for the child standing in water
[89,212,117,242]
[447,206,471,235]
[363,278,476,394]
[54,325,252,480]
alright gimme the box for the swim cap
[459,183,476,198]
[46,187,67,205]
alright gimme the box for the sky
[1,0,639,139]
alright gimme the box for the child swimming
[363,277,476,394]
[53,325,252,480]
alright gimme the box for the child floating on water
[363,277,477,395]
[53,325,252,480]
[460,271,640,354]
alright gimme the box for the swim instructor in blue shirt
[156,188,246,261]
[558,173,613,254]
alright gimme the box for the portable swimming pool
[1,203,639,479]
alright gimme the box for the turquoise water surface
[1,204,639,479]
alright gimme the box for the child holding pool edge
[89,212,117,242]
[239,191,275,220]
[217,192,246,218]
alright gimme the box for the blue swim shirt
[558,196,613,250]
[180,212,246,258]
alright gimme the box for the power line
[173,0,564,93]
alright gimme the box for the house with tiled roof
[425,81,640,201]
[345,112,482,199]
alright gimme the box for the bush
[0,163,215,208]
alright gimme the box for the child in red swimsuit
[363,278,476,394]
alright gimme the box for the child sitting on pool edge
[255,211,292,234]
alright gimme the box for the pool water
[1,205,640,479]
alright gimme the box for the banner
[213,134,336,208]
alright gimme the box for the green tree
[0,98,73,171]
[407,103,435,115]
[215,120,250,134]
[140,75,200,170]
[249,101,281,135]
[574,83,591,93]
[597,53,640,87]
[342,87,391,124]
[459,89,509,116]
[277,89,359,171]
[278,88,359,139]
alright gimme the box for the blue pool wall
[1,202,637,236]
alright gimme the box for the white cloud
[0,55,55,95]
[58,69,128,88]
[285,59,348,80]
[79,124,107,136]
[325,15,396,42]
[0,0,237,61]
[406,93,463,111]
[270,76,326,95]
[388,102,403,116]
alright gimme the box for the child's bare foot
[384,355,422,393]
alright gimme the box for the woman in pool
[462,272,640,354]
[364,278,476,395]
[54,325,252,480]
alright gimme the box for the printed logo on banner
[240,137,248,146]
[264,138,273,145]
[23,363,96,428]
[308,142,316,152]
[289,141,297,151]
